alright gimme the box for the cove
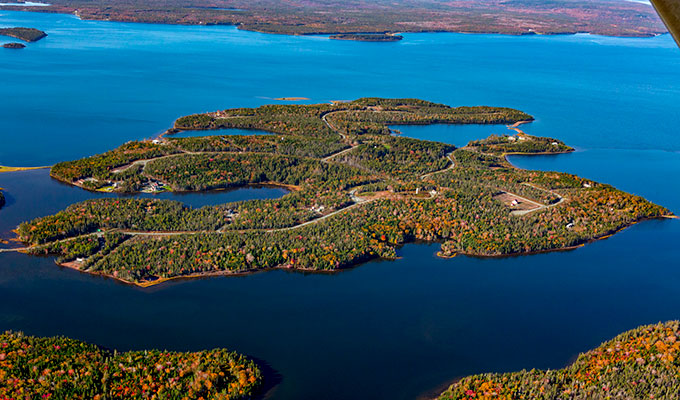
[0,169,287,243]
[392,123,518,148]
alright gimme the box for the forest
[18,98,672,286]
[467,133,573,154]
[438,321,680,400]
[0,331,261,399]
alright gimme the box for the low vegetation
[0,331,262,399]
[439,321,680,400]
[19,98,671,286]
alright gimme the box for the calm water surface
[1,10,680,400]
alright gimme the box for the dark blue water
[1,10,680,400]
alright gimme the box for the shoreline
[0,9,667,40]
[42,213,673,288]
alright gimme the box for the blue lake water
[1,9,680,400]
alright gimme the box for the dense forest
[20,98,672,286]
[0,331,261,399]
[439,321,680,400]
[467,133,573,154]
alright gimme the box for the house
[511,199,519,206]
[152,139,161,145]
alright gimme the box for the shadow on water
[251,356,284,400]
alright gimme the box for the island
[438,321,680,400]
[2,42,25,49]
[0,27,47,42]
[6,0,665,38]
[15,98,672,287]
[329,33,403,42]
[0,331,262,399]
[0,189,4,209]
[275,97,309,101]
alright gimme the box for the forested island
[0,27,46,42]
[329,33,403,42]
[16,98,672,286]
[2,42,25,49]
[0,331,262,399]
[3,0,665,38]
[0,190,5,208]
[438,321,680,400]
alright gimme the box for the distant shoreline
[0,8,666,40]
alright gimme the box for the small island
[329,33,403,42]
[0,331,262,399]
[438,321,680,400]
[16,98,672,286]
[0,189,5,209]
[275,97,310,101]
[2,42,25,49]
[0,27,47,42]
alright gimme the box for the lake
[1,10,680,400]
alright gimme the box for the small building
[511,199,519,206]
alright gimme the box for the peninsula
[0,27,46,42]
[0,331,262,399]
[439,321,680,400]
[329,33,403,42]
[16,98,671,286]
